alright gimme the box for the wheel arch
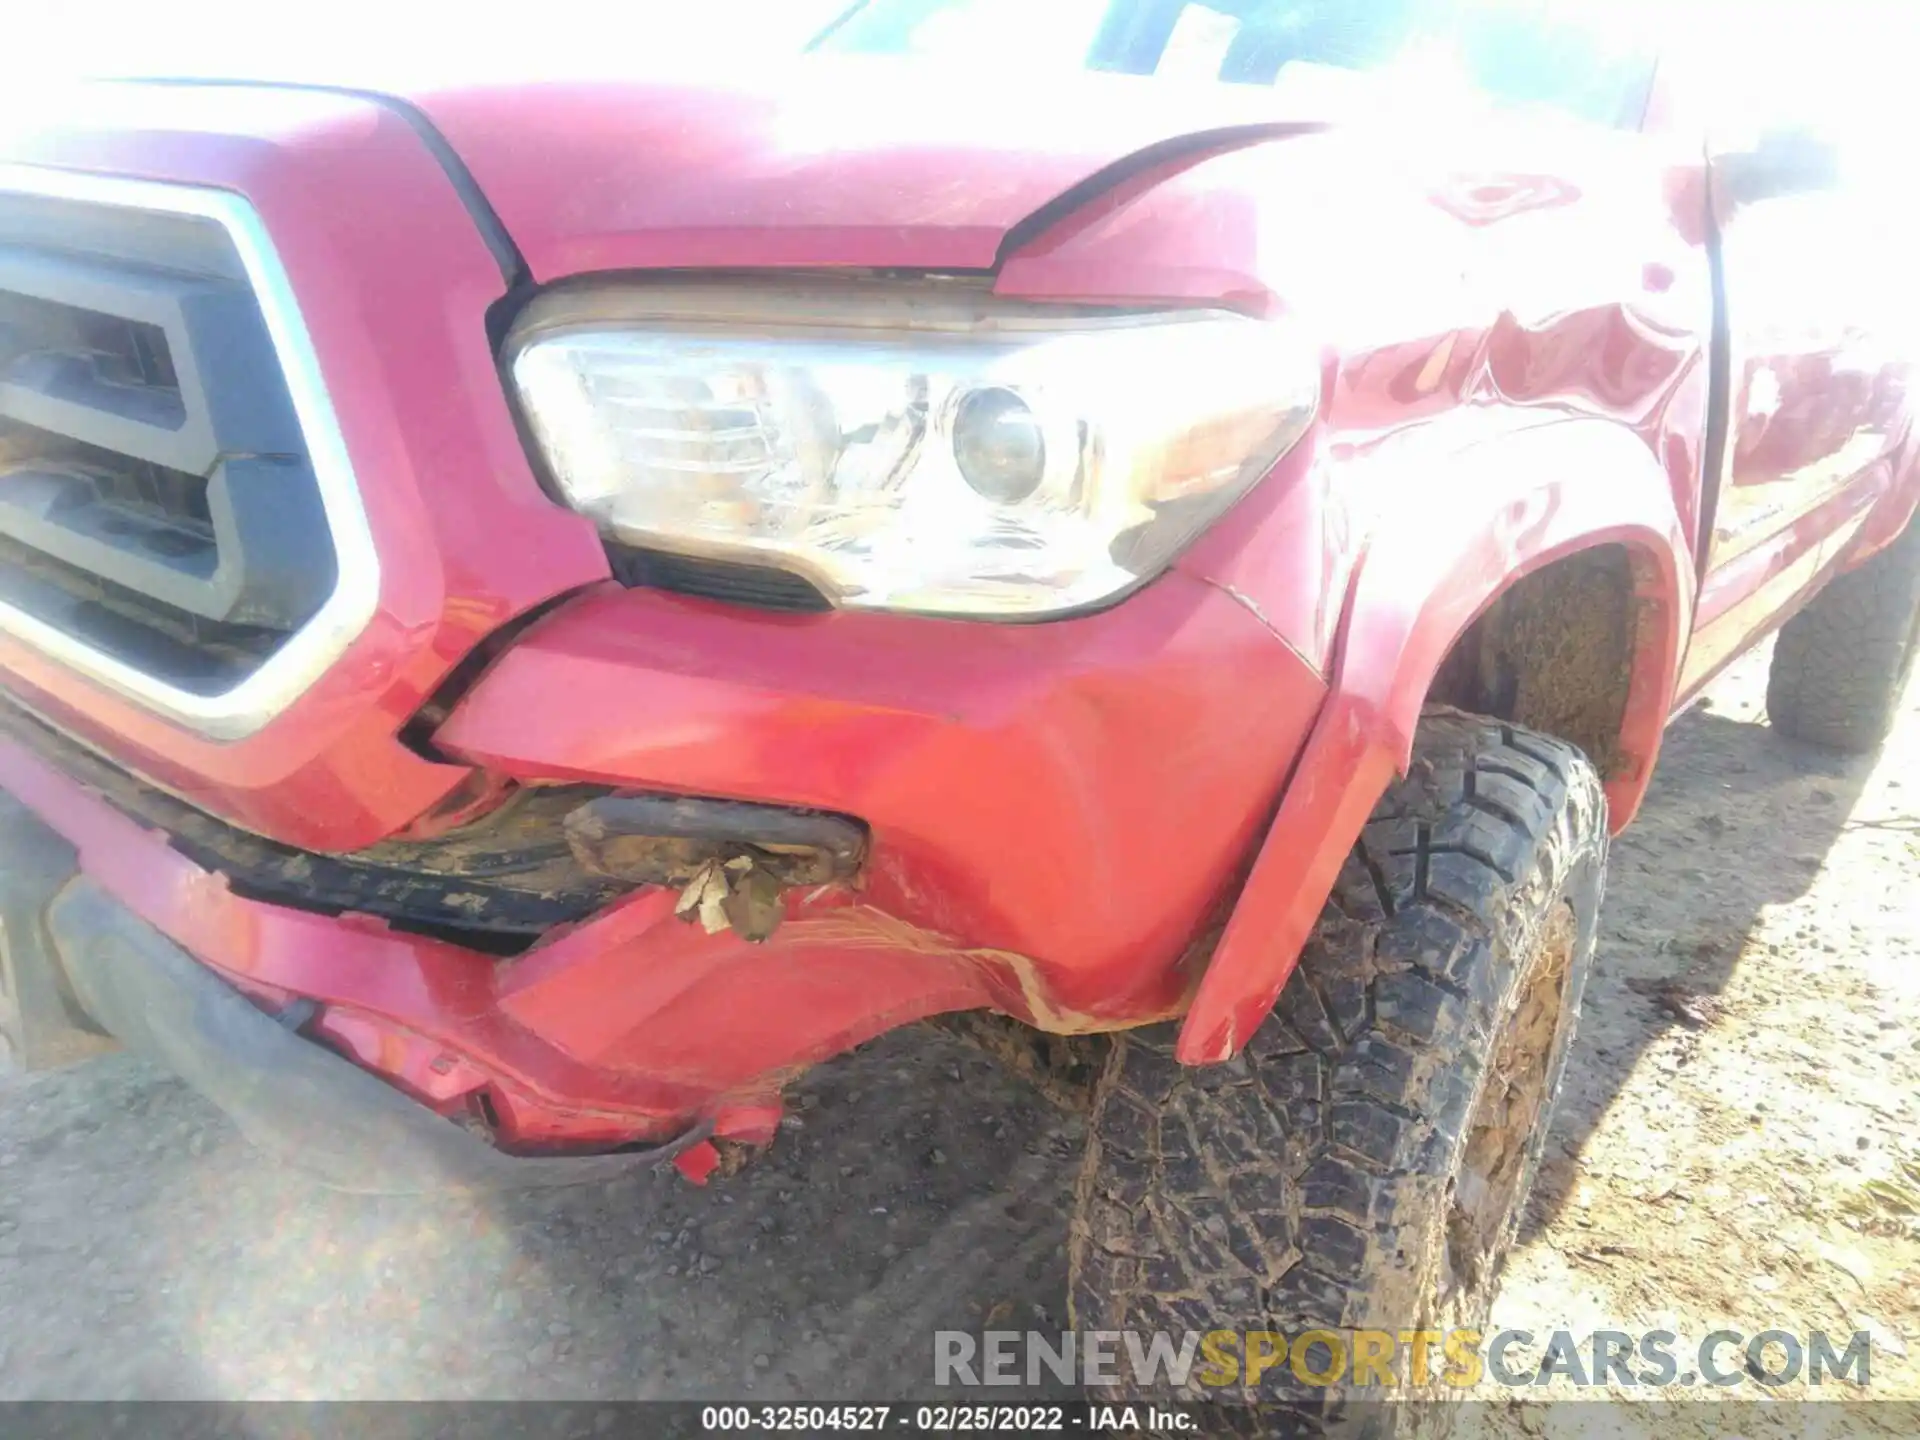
[1176,419,1694,1063]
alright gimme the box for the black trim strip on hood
[108,77,529,292]
[993,121,1323,271]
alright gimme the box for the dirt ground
[1465,643,1920,1436]
[0,643,1915,1427]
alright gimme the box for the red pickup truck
[2,0,1915,1412]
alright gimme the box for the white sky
[3,0,1912,148]
[2,1,846,82]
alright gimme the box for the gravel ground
[0,643,1915,1421]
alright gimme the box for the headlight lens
[510,284,1319,617]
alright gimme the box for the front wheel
[1070,712,1607,1432]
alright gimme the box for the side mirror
[1716,128,1841,206]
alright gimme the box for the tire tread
[1070,711,1609,1419]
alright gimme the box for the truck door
[1669,21,1913,698]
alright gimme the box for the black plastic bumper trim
[0,793,117,1071]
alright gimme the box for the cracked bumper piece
[0,796,704,1193]
[51,883,713,1194]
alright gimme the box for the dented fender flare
[1175,419,1693,1064]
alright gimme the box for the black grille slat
[0,416,215,554]
[0,532,280,694]
[0,196,340,691]
[0,289,185,432]
[0,248,216,470]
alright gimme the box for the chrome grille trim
[0,164,380,741]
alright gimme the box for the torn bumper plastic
[0,790,704,1193]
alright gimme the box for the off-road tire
[1767,516,1920,753]
[1070,712,1607,1434]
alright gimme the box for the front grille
[0,187,338,697]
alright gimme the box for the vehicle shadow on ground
[1518,679,1879,1240]
[473,1035,1084,1400]
[0,1028,1081,1401]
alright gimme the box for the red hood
[331,56,1324,280]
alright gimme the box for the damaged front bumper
[0,792,710,1193]
[0,567,1325,1188]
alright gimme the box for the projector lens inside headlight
[951,387,1048,504]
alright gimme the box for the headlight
[509,282,1319,618]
